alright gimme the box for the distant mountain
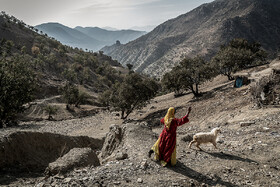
[74,26,146,46]
[130,25,156,32]
[35,23,146,51]
[35,23,104,51]
[102,0,280,77]
[101,27,119,31]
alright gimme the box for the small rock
[137,178,143,183]
[51,181,57,187]
[140,159,148,170]
[113,181,121,185]
[172,182,179,186]
[240,121,255,127]
[54,175,64,179]
[255,132,261,136]
[35,182,45,187]
[115,152,128,160]
[64,178,72,183]
[263,127,270,131]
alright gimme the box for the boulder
[100,124,124,159]
[45,148,100,176]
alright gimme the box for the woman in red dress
[149,106,191,166]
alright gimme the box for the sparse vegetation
[60,82,93,109]
[60,82,79,110]
[162,39,267,97]
[0,12,127,114]
[75,91,92,107]
[162,56,216,97]
[211,38,267,80]
[98,73,160,119]
[44,105,58,120]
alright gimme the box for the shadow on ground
[170,161,239,187]
[202,151,258,164]
[0,168,43,186]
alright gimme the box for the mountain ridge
[75,26,146,44]
[35,23,146,51]
[102,0,280,77]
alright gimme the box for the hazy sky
[0,0,214,30]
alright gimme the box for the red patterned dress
[152,114,189,166]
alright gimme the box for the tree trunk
[48,115,53,120]
[190,85,195,95]
[225,72,234,80]
[227,74,234,81]
[195,83,199,95]
[122,109,133,120]
[190,84,202,97]
[121,110,125,119]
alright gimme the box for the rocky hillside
[1,59,280,186]
[102,0,280,77]
[0,12,127,100]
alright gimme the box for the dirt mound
[0,131,103,172]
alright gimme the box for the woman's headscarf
[164,107,175,130]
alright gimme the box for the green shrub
[44,105,58,120]
[211,38,267,80]
[60,82,79,109]
[0,55,37,127]
[99,73,159,119]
